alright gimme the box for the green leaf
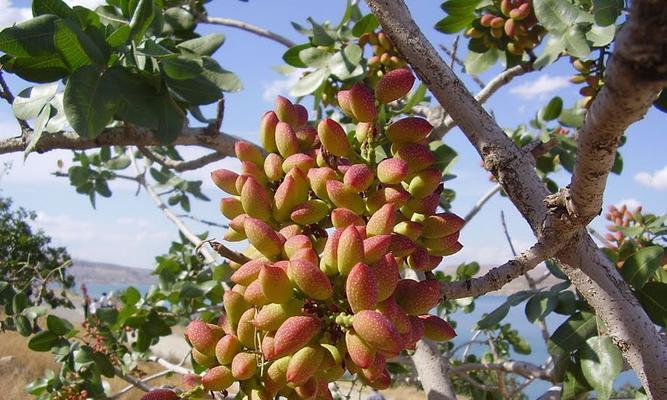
[441,0,480,16]
[129,0,154,41]
[46,315,73,336]
[308,18,335,46]
[0,14,58,57]
[593,0,623,26]
[351,14,378,37]
[621,246,664,289]
[290,68,329,97]
[122,286,141,305]
[563,24,591,58]
[540,96,563,121]
[0,53,68,83]
[28,330,60,351]
[559,102,586,128]
[534,35,566,69]
[161,54,203,80]
[16,315,32,336]
[464,49,499,74]
[106,24,131,48]
[54,19,105,70]
[12,292,29,314]
[283,43,311,68]
[32,0,75,19]
[525,291,557,322]
[25,103,51,158]
[562,364,593,400]
[580,336,623,400]
[96,307,118,325]
[299,47,333,68]
[12,83,59,120]
[534,0,581,33]
[177,33,225,56]
[548,311,597,356]
[435,14,475,34]
[587,23,615,47]
[93,351,115,378]
[636,282,667,327]
[105,155,131,170]
[163,7,195,32]
[63,65,120,138]
[475,302,510,329]
[201,58,242,92]
[329,45,363,80]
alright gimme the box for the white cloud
[615,198,642,210]
[634,166,667,191]
[0,0,31,28]
[509,75,570,99]
[261,72,301,102]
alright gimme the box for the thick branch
[198,16,295,48]
[567,1,667,223]
[138,146,226,172]
[0,125,240,157]
[411,339,458,400]
[367,0,667,397]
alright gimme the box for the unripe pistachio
[273,316,321,358]
[317,118,350,157]
[385,117,432,144]
[244,217,284,259]
[235,141,264,167]
[283,153,315,174]
[202,366,234,391]
[331,208,366,228]
[345,330,376,369]
[240,177,273,221]
[349,83,377,122]
[231,352,257,380]
[220,197,244,220]
[260,111,279,153]
[275,95,298,126]
[367,203,397,236]
[275,121,300,158]
[337,225,365,276]
[264,153,284,181]
[291,199,330,225]
[375,68,415,104]
[344,164,374,192]
[236,307,257,348]
[393,143,435,174]
[212,169,239,195]
[419,314,457,341]
[215,335,241,365]
[326,180,365,215]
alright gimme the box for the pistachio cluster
[170,68,462,400]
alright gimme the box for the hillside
[69,259,157,285]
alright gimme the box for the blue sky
[0,0,665,269]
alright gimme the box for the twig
[207,240,251,265]
[439,44,485,89]
[138,146,226,172]
[131,152,220,265]
[109,369,173,399]
[449,37,460,71]
[508,377,536,398]
[0,70,32,131]
[463,184,501,224]
[198,16,295,48]
[147,356,194,375]
[501,211,550,345]
[457,373,498,392]
[113,367,153,393]
[176,214,229,229]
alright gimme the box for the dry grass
[0,329,182,400]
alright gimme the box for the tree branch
[439,44,485,89]
[451,361,551,381]
[198,16,296,48]
[463,184,501,224]
[0,125,241,157]
[366,0,667,396]
[440,241,553,300]
[113,367,153,393]
[565,1,667,225]
[138,146,226,172]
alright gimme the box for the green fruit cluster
[358,31,407,75]
[465,0,544,55]
[185,68,462,399]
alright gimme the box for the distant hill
[69,259,157,285]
